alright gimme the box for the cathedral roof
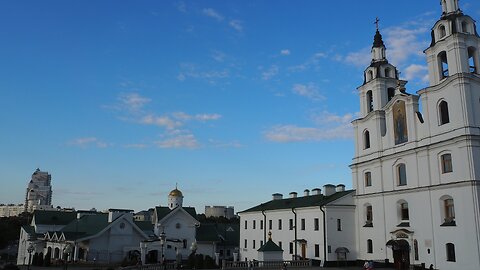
[239,190,354,213]
[169,188,183,197]
[373,30,385,48]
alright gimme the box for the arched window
[441,153,453,173]
[397,163,407,186]
[439,24,447,39]
[441,196,456,226]
[367,239,373,253]
[385,67,391,78]
[365,204,373,226]
[439,100,450,125]
[365,172,372,187]
[438,51,449,79]
[364,130,371,149]
[367,70,374,81]
[366,91,373,112]
[388,87,395,102]
[400,202,409,220]
[462,21,469,33]
[468,47,478,74]
[446,243,456,262]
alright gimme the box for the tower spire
[371,18,386,63]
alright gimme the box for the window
[260,220,263,230]
[289,242,294,254]
[328,245,332,253]
[439,24,446,39]
[439,100,450,125]
[441,153,453,173]
[365,172,372,187]
[462,21,469,33]
[446,243,456,262]
[278,241,282,249]
[366,205,373,226]
[367,239,373,253]
[468,47,478,74]
[397,163,407,186]
[364,130,371,149]
[315,244,320,257]
[301,219,305,230]
[385,67,391,78]
[183,239,187,249]
[253,240,256,249]
[443,198,456,225]
[388,87,395,102]
[367,90,374,112]
[401,202,410,220]
[278,219,282,230]
[244,220,247,229]
[314,218,319,231]
[367,70,374,81]
[438,51,449,79]
[269,220,272,230]
[244,239,247,249]
[337,219,342,231]
[253,220,256,229]
[260,240,263,247]
[289,219,294,230]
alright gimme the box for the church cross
[374,17,380,30]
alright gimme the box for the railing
[122,262,177,270]
[224,260,312,270]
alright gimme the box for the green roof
[258,239,283,252]
[33,210,77,225]
[196,223,239,246]
[134,221,154,233]
[155,206,197,221]
[239,190,354,213]
[61,213,109,239]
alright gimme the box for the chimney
[108,209,133,222]
[311,188,321,195]
[272,193,283,200]
[289,192,298,198]
[304,189,310,196]
[323,184,336,196]
[336,184,346,192]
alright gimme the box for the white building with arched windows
[351,1,480,269]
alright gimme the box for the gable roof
[258,239,283,252]
[60,213,109,239]
[155,206,197,221]
[239,190,354,213]
[196,223,239,246]
[32,210,77,225]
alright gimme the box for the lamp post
[160,231,166,270]
[190,241,197,270]
[63,243,73,270]
[27,244,34,270]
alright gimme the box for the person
[429,264,434,270]
[363,260,369,269]
[363,260,374,270]
[281,263,287,270]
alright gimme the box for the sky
[1,0,480,214]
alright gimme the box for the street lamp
[63,243,73,270]
[159,231,166,270]
[190,241,198,270]
[27,244,34,270]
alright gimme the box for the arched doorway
[146,250,158,264]
[386,239,410,270]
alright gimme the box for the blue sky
[1,0,479,213]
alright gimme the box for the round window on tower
[176,223,181,229]
[120,222,126,229]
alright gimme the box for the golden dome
[169,188,183,197]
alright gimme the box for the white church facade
[351,1,480,270]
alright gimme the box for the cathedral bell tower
[425,0,480,85]
[358,21,403,118]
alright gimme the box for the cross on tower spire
[374,17,380,30]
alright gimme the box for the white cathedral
[352,0,480,269]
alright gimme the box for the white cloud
[403,64,429,83]
[280,49,291,56]
[140,114,181,130]
[178,63,229,83]
[292,83,325,101]
[211,50,226,62]
[194,113,222,121]
[229,20,243,32]
[68,137,109,148]
[262,65,279,80]
[265,111,355,143]
[202,8,224,21]
[384,26,429,67]
[175,1,187,13]
[289,51,328,71]
[343,47,371,68]
[124,143,148,149]
[118,93,151,113]
[155,130,199,149]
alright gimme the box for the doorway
[386,239,410,270]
